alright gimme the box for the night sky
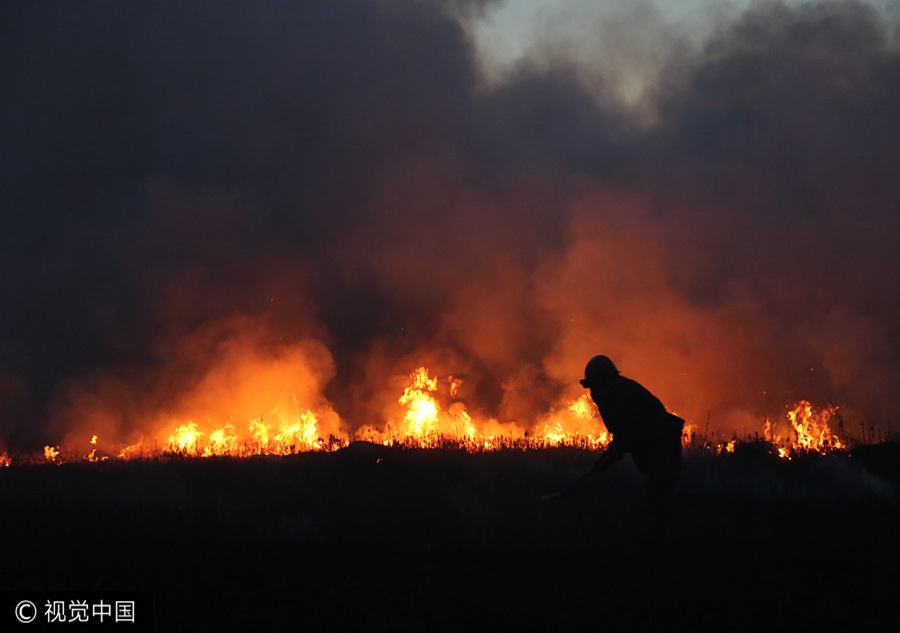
[1,0,898,448]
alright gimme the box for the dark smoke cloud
[1,0,897,445]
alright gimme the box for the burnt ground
[1,445,899,632]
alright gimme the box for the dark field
[2,445,899,632]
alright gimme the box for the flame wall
[1,0,898,447]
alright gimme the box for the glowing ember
[0,450,11,467]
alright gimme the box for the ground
[1,445,898,631]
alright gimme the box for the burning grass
[5,366,882,468]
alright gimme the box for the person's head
[579,355,619,389]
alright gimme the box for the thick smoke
[1,0,898,447]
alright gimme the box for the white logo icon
[15,600,37,624]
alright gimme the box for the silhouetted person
[581,355,684,531]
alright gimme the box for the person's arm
[593,449,622,472]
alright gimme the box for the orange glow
[10,360,855,464]
[117,439,147,460]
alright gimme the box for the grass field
[1,445,898,631]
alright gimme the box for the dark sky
[1,0,898,446]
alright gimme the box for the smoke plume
[1,0,898,446]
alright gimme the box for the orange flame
[682,422,697,447]
[44,445,61,464]
[535,393,610,449]
[10,360,857,464]
[159,408,337,458]
[399,367,440,439]
[169,422,203,454]
[787,401,844,452]
[117,439,147,460]
[391,367,479,446]
[84,434,109,462]
[765,400,844,456]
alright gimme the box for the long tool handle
[540,468,595,501]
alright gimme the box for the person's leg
[646,469,678,530]
[645,438,682,532]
